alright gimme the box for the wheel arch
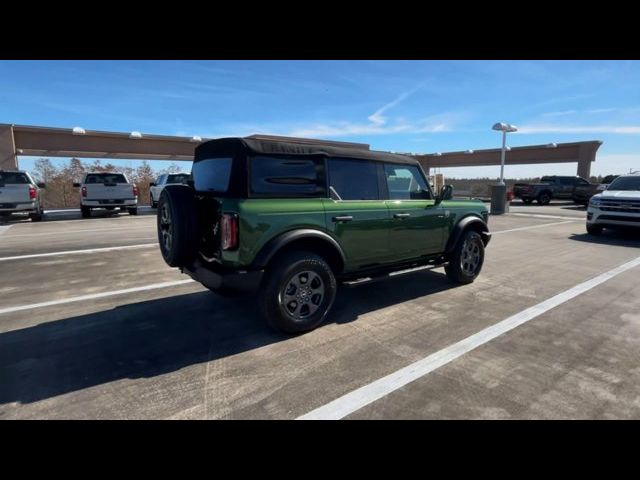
[252,229,346,274]
[445,215,490,254]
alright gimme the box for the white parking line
[492,220,576,234]
[0,243,158,262]
[0,279,196,315]
[509,212,584,220]
[4,225,153,238]
[298,254,640,420]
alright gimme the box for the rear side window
[0,172,30,184]
[250,156,323,196]
[328,158,379,200]
[192,157,233,192]
[85,173,127,184]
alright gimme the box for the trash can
[490,184,509,215]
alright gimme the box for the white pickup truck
[0,170,45,222]
[74,172,138,218]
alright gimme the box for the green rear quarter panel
[220,198,328,266]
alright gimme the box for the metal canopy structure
[0,124,203,169]
[1,123,602,178]
[413,140,602,179]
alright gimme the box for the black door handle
[332,215,353,222]
[393,213,411,219]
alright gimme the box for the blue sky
[1,60,639,178]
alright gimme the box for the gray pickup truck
[0,170,45,222]
[513,175,591,205]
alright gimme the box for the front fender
[445,215,491,253]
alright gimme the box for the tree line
[31,158,188,209]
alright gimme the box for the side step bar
[340,263,448,288]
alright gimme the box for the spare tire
[157,185,198,267]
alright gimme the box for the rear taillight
[133,184,139,197]
[29,185,37,200]
[221,213,239,251]
[81,186,87,198]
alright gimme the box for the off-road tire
[157,185,197,268]
[445,230,485,284]
[259,250,337,334]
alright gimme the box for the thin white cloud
[288,121,449,138]
[367,84,423,126]
[518,124,640,134]
[541,110,577,117]
[586,108,616,114]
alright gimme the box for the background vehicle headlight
[590,197,602,206]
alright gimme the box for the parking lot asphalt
[1,203,640,419]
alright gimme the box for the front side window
[250,156,322,196]
[384,164,431,200]
[192,157,233,192]
[328,158,379,200]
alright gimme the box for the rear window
[192,157,233,192]
[0,172,30,184]
[85,173,127,184]
[167,174,190,184]
[250,156,323,196]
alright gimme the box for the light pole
[492,122,518,185]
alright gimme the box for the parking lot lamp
[492,122,518,185]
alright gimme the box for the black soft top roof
[194,137,418,166]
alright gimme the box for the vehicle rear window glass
[540,176,554,182]
[328,158,379,200]
[607,176,640,191]
[85,173,127,184]
[167,174,190,184]
[192,157,233,192]
[0,172,30,184]
[250,156,322,196]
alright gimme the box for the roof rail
[245,134,370,150]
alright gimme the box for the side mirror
[149,182,156,187]
[37,182,46,188]
[436,185,453,204]
[73,182,81,188]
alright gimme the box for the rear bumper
[82,199,137,207]
[182,258,264,292]
[0,201,38,213]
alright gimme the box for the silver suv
[586,172,640,235]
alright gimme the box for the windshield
[540,176,554,182]
[607,176,640,191]
[85,173,127,184]
[167,174,190,184]
[192,158,232,192]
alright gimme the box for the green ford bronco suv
[157,135,491,333]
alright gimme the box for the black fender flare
[252,229,347,271]
[445,216,491,253]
